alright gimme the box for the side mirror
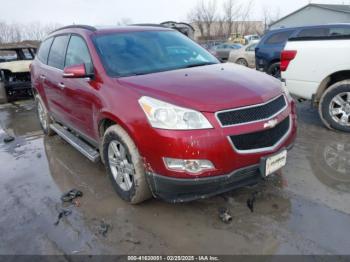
[63,64,91,78]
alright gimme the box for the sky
[1,0,349,25]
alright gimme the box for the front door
[60,35,97,141]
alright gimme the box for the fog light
[163,158,214,174]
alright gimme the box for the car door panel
[61,77,98,139]
[43,65,69,122]
[45,35,70,123]
[60,35,97,140]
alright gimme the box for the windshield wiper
[184,62,217,68]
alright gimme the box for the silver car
[228,43,258,68]
[209,43,242,62]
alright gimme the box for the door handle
[58,82,66,89]
[39,75,46,80]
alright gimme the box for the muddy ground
[0,99,349,255]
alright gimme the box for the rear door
[31,37,53,102]
[45,35,70,123]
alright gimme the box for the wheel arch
[97,111,135,142]
[235,57,247,63]
[268,59,280,68]
[315,70,350,105]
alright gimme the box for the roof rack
[131,23,166,28]
[50,25,97,34]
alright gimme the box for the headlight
[139,96,213,130]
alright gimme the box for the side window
[329,27,350,36]
[297,28,329,38]
[266,31,293,45]
[65,35,93,74]
[0,50,17,61]
[48,35,69,70]
[23,48,34,59]
[37,37,53,64]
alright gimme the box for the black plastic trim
[146,165,262,203]
[289,35,350,41]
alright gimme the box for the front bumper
[146,143,294,203]
[146,164,262,203]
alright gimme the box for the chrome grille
[229,116,290,151]
[216,95,287,126]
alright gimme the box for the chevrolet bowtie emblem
[264,119,278,129]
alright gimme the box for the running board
[50,123,100,163]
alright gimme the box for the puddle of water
[0,100,350,255]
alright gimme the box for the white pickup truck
[281,36,350,132]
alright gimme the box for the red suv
[31,25,297,204]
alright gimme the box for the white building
[270,4,350,30]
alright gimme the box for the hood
[117,63,282,112]
[0,60,32,73]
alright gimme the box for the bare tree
[187,0,266,40]
[0,23,21,43]
[188,0,217,39]
[215,17,225,38]
[262,5,281,31]
[200,0,217,38]
[239,0,255,35]
[223,0,241,38]
[0,21,62,43]
[187,6,205,37]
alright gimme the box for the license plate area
[260,149,287,177]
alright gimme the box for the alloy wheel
[329,92,350,127]
[108,140,134,191]
[237,59,248,67]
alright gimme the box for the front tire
[319,80,350,132]
[36,95,55,136]
[102,125,152,204]
[236,58,248,67]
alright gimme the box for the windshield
[0,50,18,62]
[93,30,219,77]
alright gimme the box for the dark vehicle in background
[0,43,37,103]
[210,43,242,62]
[255,24,350,79]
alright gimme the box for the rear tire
[267,62,281,79]
[102,125,152,204]
[236,58,248,67]
[36,95,55,136]
[319,80,350,133]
